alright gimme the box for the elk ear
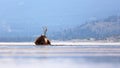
[47,40,51,45]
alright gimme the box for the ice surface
[0,42,120,68]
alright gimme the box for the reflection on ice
[0,57,120,68]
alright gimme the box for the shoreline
[0,41,120,46]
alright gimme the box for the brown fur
[34,35,51,45]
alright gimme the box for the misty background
[0,0,120,42]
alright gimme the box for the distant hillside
[51,15,120,40]
[0,15,120,42]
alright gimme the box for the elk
[34,27,51,45]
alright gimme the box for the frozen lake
[0,43,120,68]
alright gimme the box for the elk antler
[43,26,47,36]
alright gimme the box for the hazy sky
[0,0,120,31]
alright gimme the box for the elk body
[34,27,51,45]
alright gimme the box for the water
[0,45,120,68]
